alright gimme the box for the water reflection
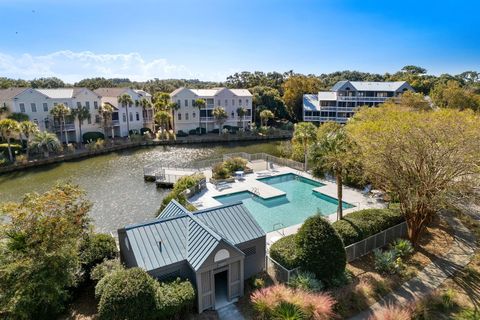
[0,141,281,233]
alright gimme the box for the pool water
[214,173,354,232]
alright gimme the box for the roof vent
[158,241,162,252]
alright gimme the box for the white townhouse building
[94,88,154,137]
[170,87,253,133]
[0,87,154,143]
[303,81,414,124]
[0,87,104,143]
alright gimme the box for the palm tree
[212,107,228,135]
[0,119,20,162]
[236,107,247,131]
[19,121,39,160]
[167,101,180,133]
[71,106,90,146]
[154,111,171,140]
[118,94,133,136]
[311,122,357,220]
[194,99,206,134]
[99,103,114,142]
[0,103,9,119]
[293,122,317,171]
[50,103,71,144]
[30,131,61,158]
[259,109,274,127]
[140,98,153,131]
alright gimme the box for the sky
[0,0,479,82]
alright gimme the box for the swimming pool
[214,173,354,232]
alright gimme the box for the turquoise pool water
[214,173,354,232]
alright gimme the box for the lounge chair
[215,182,232,191]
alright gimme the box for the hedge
[296,215,346,282]
[332,208,404,246]
[159,173,205,212]
[188,127,206,135]
[269,235,299,270]
[0,143,22,158]
[156,278,196,318]
[79,233,118,275]
[82,132,105,143]
[140,127,153,135]
[176,130,188,137]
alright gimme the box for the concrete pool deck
[189,161,386,246]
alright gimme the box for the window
[87,116,92,124]
[122,113,126,122]
[95,115,100,123]
[178,113,182,120]
[53,102,58,106]
[31,103,37,112]
[64,102,68,106]
[43,103,48,112]
[129,112,133,121]
[225,99,228,106]
[231,111,234,118]
[185,113,189,120]
[33,118,39,125]
[177,100,181,107]
[245,99,249,105]
[19,103,25,113]
[191,99,195,107]
[77,102,81,108]
[94,101,98,109]
[44,118,50,129]
[85,101,90,110]
[185,99,188,107]
[239,99,242,105]
[232,99,235,106]
[217,99,220,106]
[193,112,196,118]
[136,112,139,121]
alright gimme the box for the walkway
[349,211,477,320]
[217,303,245,320]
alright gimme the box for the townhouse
[170,87,253,133]
[303,80,414,124]
[0,87,153,143]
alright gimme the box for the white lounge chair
[216,182,232,191]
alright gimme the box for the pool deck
[189,161,386,246]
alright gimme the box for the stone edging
[349,211,477,320]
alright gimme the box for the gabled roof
[303,94,320,111]
[331,81,411,92]
[36,88,75,99]
[125,200,265,272]
[94,87,130,97]
[170,87,252,97]
[0,88,28,101]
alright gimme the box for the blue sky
[0,0,479,82]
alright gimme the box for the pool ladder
[272,223,285,236]
[251,187,260,196]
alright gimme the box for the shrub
[140,127,153,135]
[96,268,159,320]
[373,249,403,275]
[250,276,266,289]
[272,301,305,319]
[332,208,404,246]
[159,173,205,211]
[288,271,323,292]
[391,239,414,258]
[296,215,347,283]
[368,303,412,320]
[250,285,335,320]
[79,233,118,275]
[176,130,188,137]
[129,129,140,135]
[211,128,219,134]
[156,278,196,318]
[82,131,104,144]
[223,157,248,174]
[329,269,353,288]
[212,162,230,180]
[91,259,124,282]
[0,143,22,158]
[269,235,299,270]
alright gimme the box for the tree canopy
[347,105,480,243]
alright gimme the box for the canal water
[0,141,282,233]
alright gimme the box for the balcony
[200,116,215,121]
[112,120,120,126]
[54,123,76,131]
[337,96,397,102]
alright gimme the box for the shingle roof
[0,88,28,101]
[94,87,130,97]
[124,200,265,272]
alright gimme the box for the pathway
[349,210,477,320]
[216,303,245,320]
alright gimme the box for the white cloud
[0,50,213,82]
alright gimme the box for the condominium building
[303,81,414,123]
[170,87,253,133]
[0,87,153,143]
[94,88,153,137]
